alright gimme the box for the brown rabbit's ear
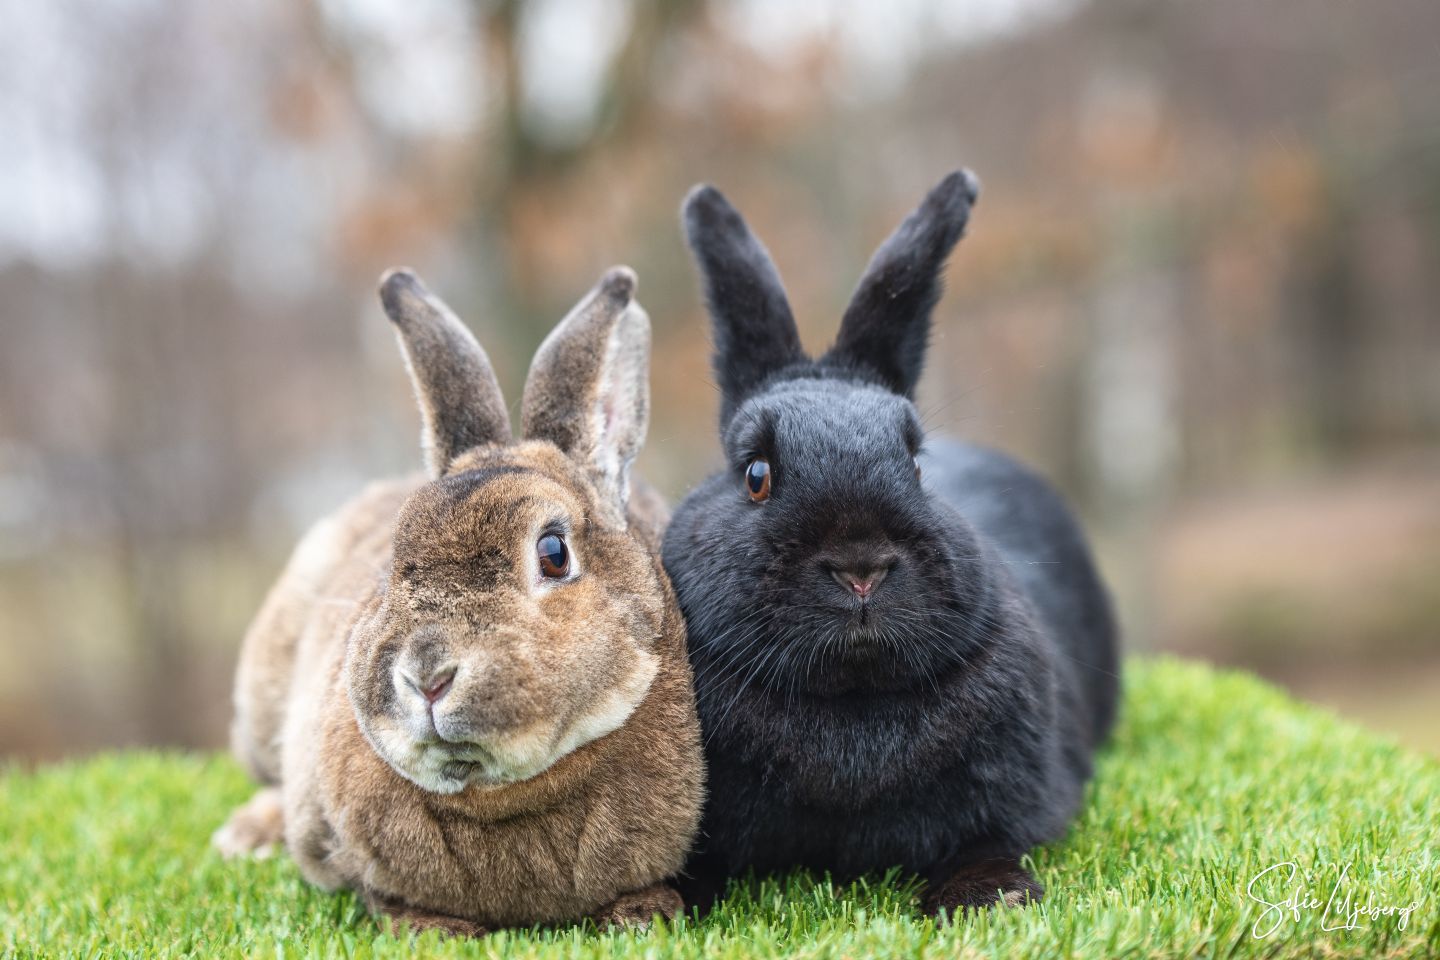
[521,267,650,528]
[379,269,512,477]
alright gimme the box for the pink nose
[833,568,888,599]
[420,669,455,704]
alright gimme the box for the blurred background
[2,0,1437,762]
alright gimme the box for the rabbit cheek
[547,644,659,760]
[437,635,656,784]
[528,568,663,765]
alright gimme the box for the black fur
[666,171,1120,913]
[822,169,979,398]
[682,185,807,429]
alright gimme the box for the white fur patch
[588,302,650,522]
[367,724,484,795]
[551,647,659,761]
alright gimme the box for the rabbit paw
[924,859,1044,918]
[591,882,684,930]
[366,893,489,938]
[212,787,284,859]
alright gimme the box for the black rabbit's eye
[745,458,771,502]
[537,534,569,579]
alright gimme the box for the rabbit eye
[537,534,569,579]
[745,458,771,502]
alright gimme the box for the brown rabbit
[212,267,704,937]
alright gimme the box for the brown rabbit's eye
[537,534,569,579]
[745,458,771,502]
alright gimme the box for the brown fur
[217,269,704,935]
[381,269,512,475]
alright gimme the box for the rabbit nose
[831,567,888,599]
[418,667,456,705]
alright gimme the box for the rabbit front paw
[212,787,284,859]
[924,858,1044,918]
[365,892,489,938]
[591,882,684,930]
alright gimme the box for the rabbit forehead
[727,377,921,462]
[394,443,591,558]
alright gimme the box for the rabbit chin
[358,651,660,795]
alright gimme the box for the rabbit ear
[379,269,512,477]
[682,184,807,427]
[822,169,979,397]
[521,267,650,528]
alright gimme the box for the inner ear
[588,300,649,512]
[520,268,651,528]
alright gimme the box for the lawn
[2,657,1436,959]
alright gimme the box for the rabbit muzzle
[378,641,552,789]
[358,621,660,795]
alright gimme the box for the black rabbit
[663,170,1120,916]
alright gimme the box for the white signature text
[1246,861,1422,939]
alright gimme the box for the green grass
[2,658,1437,959]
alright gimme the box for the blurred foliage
[0,0,1437,758]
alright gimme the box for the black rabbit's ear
[822,169,979,397]
[683,184,807,426]
[521,267,650,529]
[379,269,512,477]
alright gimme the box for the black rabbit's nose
[419,667,456,705]
[831,566,889,599]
